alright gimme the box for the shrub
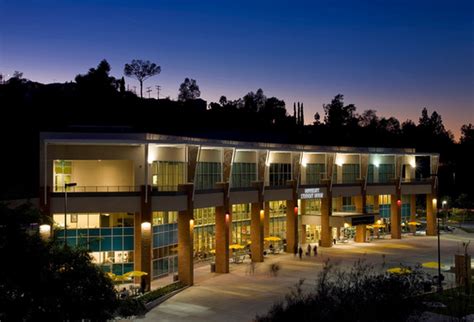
[255,259,430,322]
[139,282,185,304]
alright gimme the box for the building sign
[300,188,324,199]
[351,215,375,226]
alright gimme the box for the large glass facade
[196,162,222,190]
[269,163,291,186]
[231,163,257,188]
[401,195,411,220]
[341,197,356,212]
[268,201,286,239]
[193,207,216,261]
[53,212,134,275]
[152,211,178,279]
[231,204,251,245]
[379,195,391,218]
[306,163,325,185]
[53,160,72,192]
[304,199,321,215]
[152,161,186,191]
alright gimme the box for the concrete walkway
[138,232,472,322]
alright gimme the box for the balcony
[53,185,140,193]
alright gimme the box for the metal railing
[54,186,141,193]
[401,177,433,183]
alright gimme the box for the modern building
[39,132,439,287]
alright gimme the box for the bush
[116,298,147,318]
[255,260,430,322]
[139,282,185,304]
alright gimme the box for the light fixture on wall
[141,221,151,232]
[39,224,51,240]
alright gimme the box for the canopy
[422,261,449,270]
[264,236,281,242]
[372,224,386,228]
[386,267,411,274]
[229,244,245,250]
[123,270,148,278]
[407,221,421,226]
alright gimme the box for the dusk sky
[1,0,473,139]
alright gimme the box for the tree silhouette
[124,59,161,98]
[323,94,357,127]
[178,78,200,101]
[460,123,474,145]
[75,59,117,96]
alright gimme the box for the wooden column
[215,182,230,273]
[251,181,264,262]
[426,194,437,236]
[178,183,194,286]
[285,180,298,254]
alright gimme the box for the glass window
[269,163,291,186]
[231,163,257,188]
[379,164,394,183]
[152,161,186,191]
[367,165,374,183]
[305,199,321,215]
[53,160,72,192]
[306,163,325,184]
[342,164,360,184]
[196,162,222,190]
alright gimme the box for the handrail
[53,186,141,193]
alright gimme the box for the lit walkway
[138,233,469,322]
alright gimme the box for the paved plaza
[139,231,473,322]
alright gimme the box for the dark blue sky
[1,0,473,138]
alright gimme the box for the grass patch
[457,226,474,234]
[422,285,474,318]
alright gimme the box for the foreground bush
[139,281,185,304]
[255,260,430,322]
[0,203,118,321]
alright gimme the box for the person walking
[307,244,311,256]
[313,244,318,256]
[298,246,303,260]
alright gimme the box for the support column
[251,181,264,262]
[409,195,417,233]
[390,192,401,239]
[215,206,230,273]
[139,185,152,291]
[263,201,270,238]
[374,195,379,213]
[355,225,366,243]
[301,224,307,244]
[178,183,194,286]
[354,195,364,213]
[215,183,230,273]
[320,196,332,247]
[426,194,437,236]
[285,180,298,254]
[250,204,264,262]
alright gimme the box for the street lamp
[64,182,77,247]
[436,198,447,292]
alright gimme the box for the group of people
[295,244,318,259]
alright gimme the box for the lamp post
[64,182,77,247]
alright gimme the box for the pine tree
[301,102,304,126]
